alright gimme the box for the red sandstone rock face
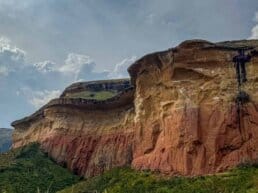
[12,39,258,177]
[132,104,258,175]
[12,106,135,177]
[42,133,134,177]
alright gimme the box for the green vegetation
[0,143,79,193]
[59,166,258,193]
[62,78,131,100]
[216,40,258,49]
[65,90,117,100]
[2,142,258,193]
[0,128,12,153]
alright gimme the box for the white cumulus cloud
[21,87,61,108]
[0,37,26,76]
[61,53,93,73]
[108,56,137,79]
[0,37,25,61]
[60,53,96,81]
[30,90,61,108]
[249,11,258,39]
[33,60,56,73]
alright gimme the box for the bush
[0,143,79,193]
[59,167,258,193]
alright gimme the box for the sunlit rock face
[12,39,258,177]
[130,39,258,175]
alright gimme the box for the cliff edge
[12,39,258,177]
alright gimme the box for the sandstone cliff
[12,39,258,177]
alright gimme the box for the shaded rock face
[12,39,258,177]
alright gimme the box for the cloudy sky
[0,0,258,128]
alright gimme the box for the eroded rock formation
[12,39,258,177]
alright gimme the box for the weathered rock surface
[12,39,258,177]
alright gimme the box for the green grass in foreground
[59,166,258,193]
[0,143,79,193]
[65,90,117,100]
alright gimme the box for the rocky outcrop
[12,39,258,177]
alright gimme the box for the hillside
[0,143,79,193]
[59,166,258,193]
[0,128,12,153]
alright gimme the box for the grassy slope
[0,128,12,153]
[65,90,117,100]
[59,166,258,193]
[0,143,79,193]
[63,78,130,100]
